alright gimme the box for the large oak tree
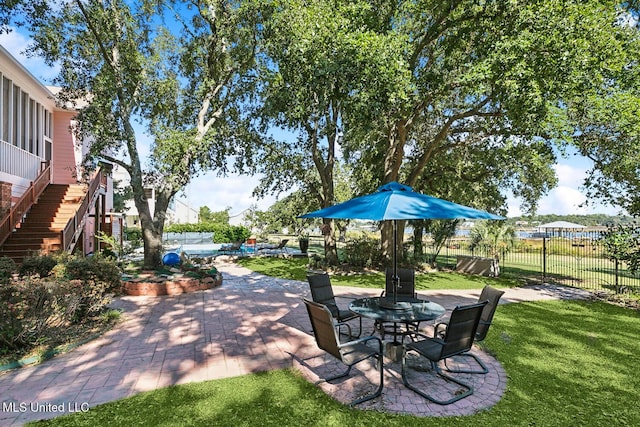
[339,0,640,260]
[13,0,262,268]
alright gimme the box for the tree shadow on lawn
[485,299,640,425]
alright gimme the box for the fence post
[542,236,547,282]
[615,258,619,292]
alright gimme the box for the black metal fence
[430,230,640,294]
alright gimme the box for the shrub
[0,256,17,283]
[58,256,122,294]
[20,254,57,277]
[0,254,120,354]
[124,227,142,241]
[342,234,384,268]
[0,276,113,350]
[211,224,251,243]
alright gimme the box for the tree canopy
[8,0,263,268]
[4,0,640,266]
[252,0,640,261]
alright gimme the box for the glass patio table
[349,296,445,361]
[349,296,445,326]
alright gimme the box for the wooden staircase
[0,184,86,264]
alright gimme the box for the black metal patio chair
[303,298,383,406]
[434,285,505,374]
[307,272,361,338]
[401,301,487,405]
[376,268,419,339]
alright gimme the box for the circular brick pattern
[292,328,506,416]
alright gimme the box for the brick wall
[0,181,11,218]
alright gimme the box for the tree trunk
[322,219,339,265]
[381,220,406,267]
[380,120,408,261]
[142,227,163,269]
[130,166,175,270]
[413,223,424,261]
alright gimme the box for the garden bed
[122,270,223,296]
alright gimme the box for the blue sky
[0,28,624,219]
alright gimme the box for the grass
[30,299,640,426]
[436,247,640,291]
[237,256,521,290]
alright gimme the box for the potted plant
[298,233,310,254]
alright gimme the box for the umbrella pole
[393,220,398,305]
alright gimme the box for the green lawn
[237,256,521,290]
[31,299,640,426]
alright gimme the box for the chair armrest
[334,295,358,301]
[434,322,448,338]
[402,331,430,345]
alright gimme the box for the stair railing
[61,167,107,253]
[0,161,51,247]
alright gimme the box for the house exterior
[0,44,114,259]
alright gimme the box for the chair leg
[319,354,384,406]
[401,350,474,405]
[443,351,489,374]
[347,353,384,406]
[321,365,353,383]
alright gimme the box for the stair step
[1,243,61,251]
[4,231,61,238]
[0,183,89,262]
[17,224,68,230]
[0,245,61,255]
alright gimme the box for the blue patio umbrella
[299,182,504,308]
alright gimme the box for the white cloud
[554,163,584,188]
[179,172,286,224]
[507,159,623,217]
[0,28,59,83]
[538,186,588,214]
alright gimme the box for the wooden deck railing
[61,167,107,253]
[0,162,51,247]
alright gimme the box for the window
[0,75,53,157]
[12,84,19,147]
[1,76,7,143]
[22,92,29,150]
[36,103,42,156]
[45,110,52,139]
[29,99,35,153]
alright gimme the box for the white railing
[0,139,42,180]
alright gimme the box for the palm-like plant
[469,221,517,261]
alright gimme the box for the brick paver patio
[0,260,590,425]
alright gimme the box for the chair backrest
[385,268,416,297]
[475,285,505,341]
[303,298,342,360]
[441,301,487,359]
[307,273,340,318]
[277,239,289,249]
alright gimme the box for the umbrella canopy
[299,182,504,221]
[299,182,503,308]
